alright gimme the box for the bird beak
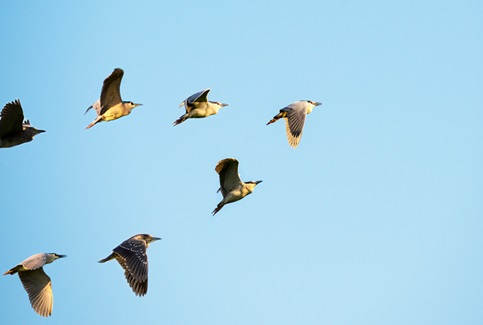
[37,129,46,133]
[255,180,263,185]
[221,103,229,107]
[151,237,162,241]
[135,103,143,108]
[57,254,67,258]
[314,102,322,106]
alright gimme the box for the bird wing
[113,238,149,296]
[18,268,53,317]
[282,103,307,148]
[85,99,101,115]
[0,99,24,138]
[100,68,124,115]
[184,89,210,113]
[215,158,241,196]
[21,253,47,271]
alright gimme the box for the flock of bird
[1,68,323,317]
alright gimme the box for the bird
[212,158,262,216]
[0,99,45,148]
[173,88,228,125]
[98,234,161,296]
[3,253,66,317]
[266,100,322,148]
[85,68,142,129]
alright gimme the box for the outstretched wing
[18,268,53,317]
[215,158,241,196]
[113,238,149,296]
[183,89,210,113]
[0,99,24,138]
[100,68,124,114]
[282,103,307,148]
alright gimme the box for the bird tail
[3,265,21,275]
[173,114,188,126]
[98,253,115,263]
[212,203,224,216]
[266,112,286,125]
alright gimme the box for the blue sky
[1,1,482,324]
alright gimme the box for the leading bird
[212,158,262,216]
[0,99,45,148]
[266,100,322,148]
[3,253,66,317]
[98,234,161,296]
[85,68,142,129]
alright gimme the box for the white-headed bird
[85,68,142,129]
[4,252,66,317]
[174,88,228,125]
[213,158,262,216]
[267,100,322,148]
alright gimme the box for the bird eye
[130,101,134,105]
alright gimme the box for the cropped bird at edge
[85,68,142,129]
[212,158,262,216]
[3,253,66,317]
[0,99,45,148]
[173,88,228,125]
[98,234,161,296]
[266,100,322,148]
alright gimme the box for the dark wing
[283,104,307,148]
[0,99,24,138]
[100,68,124,114]
[184,89,210,113]
[215,158,241,196]
[192,88,210,103]
[113,238,149,296]
[18,268,53,317]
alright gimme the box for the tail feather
[3,265,21,275]
[98,253,115,263]
[266,112,285,125]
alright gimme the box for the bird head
[245,180,263,192]
[46,253,66,264]
[125,101,143,110]
[213,102,229,108]
[23,120,46,137]
[305,100,322,107]
[136,234,161,246]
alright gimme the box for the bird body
[0,99,45,148]
[267,100,322,148]
[212,158,262,216]
[174,89,228,125]
[99,234,160,296]
[3,253,65,317]
[85,68,142,129]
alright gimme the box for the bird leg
[173,114,188,126]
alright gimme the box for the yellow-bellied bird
[173,88,228,125]
[267,100,322,148]
[85,68,142,129]
[213,158,262,216]
[98,234,161,296]
[4,253,66,317]
[0,99,45,148]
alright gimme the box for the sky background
[1,1,482,324]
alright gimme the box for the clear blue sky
[1,1,482,324]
